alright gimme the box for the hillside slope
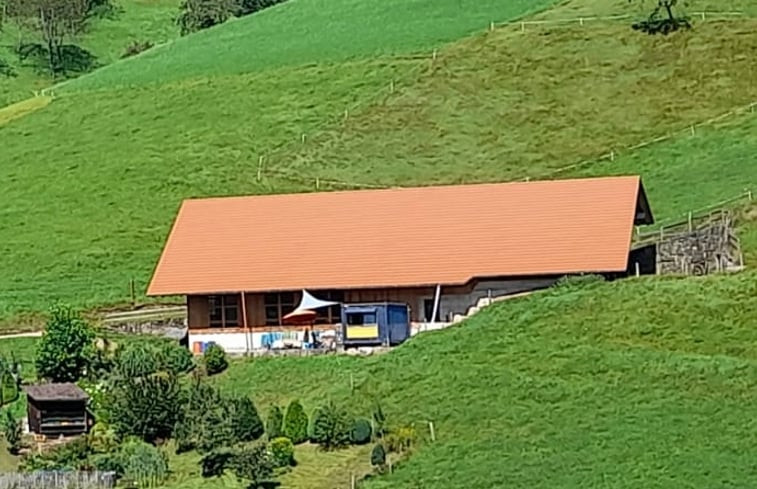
[0,0,756,321]
[214,271,757,488]
[0,0,180,107]
[60,0,556,91]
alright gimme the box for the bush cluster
[94,439,169,487]
[121,40,154,59]
[203,344,228,375]
[310,401,352,450]
[200,443,273,488]
[175,380,264,453]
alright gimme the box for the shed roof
[24,383,89,402]
[148,176,651,296]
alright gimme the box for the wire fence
[2,10,755,315]
[231,10,757,192]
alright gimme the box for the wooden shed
[24,383,91,437]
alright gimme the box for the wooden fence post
[256,156,264,181]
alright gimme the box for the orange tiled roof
[147,176,648,296]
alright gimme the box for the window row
[206,292,344,328]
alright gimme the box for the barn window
[208,295,240,328]
[314,291,344,325]
[264,292,297,326]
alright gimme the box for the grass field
[61,0,557,92]
[0,0,756,324]
[207,271,757,488]
[164,443,371,489]
[1,265,757,485]
[0,0,180,107]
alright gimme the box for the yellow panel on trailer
[346,325,379,339]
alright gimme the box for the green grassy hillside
[0,0,756,322]
[0,0,180,107]
[3,270,756,487]
[61,0,557,92]
[211,271,757,488]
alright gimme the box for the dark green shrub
[268,437,295,468]
[157,342,194,374]
[2,410,22,455]
[201,449,233,478]
[370,443,386,468]
[107,373,183,443]
[231,443,273,488]
[115,343,158,378]
[282,400,308,444]
[230,396,264,442]
[196,403,235,453]
[266,405,284,439]
[36,304,95,382]
[203,344,228,375]
[177,380,262,453]
[92,452,124,474]
[351,418,372,445]
[310,401,352,450]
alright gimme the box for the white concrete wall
[189,332,250,354]
[417,278,558,322]
[189,328,338,355]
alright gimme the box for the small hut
[24,383,91,437]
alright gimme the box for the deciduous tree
[630,0,691,34]
[6,0,89,73]
[36,304,94,382]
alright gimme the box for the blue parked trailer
[341,302,411,347]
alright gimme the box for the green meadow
[0,0,180,107]
[0,0,755,324]
[208,271,757,489]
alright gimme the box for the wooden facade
[185,277,564,332]
[25,384,91,437]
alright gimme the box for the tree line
[177,0,287,36]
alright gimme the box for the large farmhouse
[148,176,654,353]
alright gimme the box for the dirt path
[0,331,42,340]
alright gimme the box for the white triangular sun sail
[291,289,339,314]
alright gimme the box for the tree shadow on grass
[0,58,16,78]
[16,43,100,77]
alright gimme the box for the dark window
[314,291,344,325]
[208,295,240,328]
[264,292,300,326]
[347,312,376,326]
[423,299,441,322]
